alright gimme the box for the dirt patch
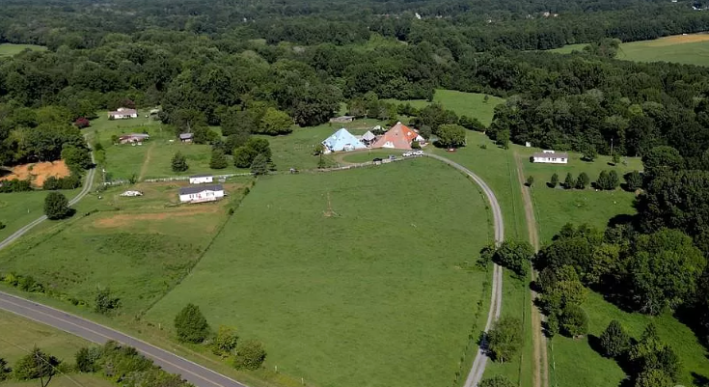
[0,161,70,187]
[92,206,222,229]
[647,33,709,46]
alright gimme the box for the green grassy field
[0,180,249,316]
[550,34,709,66]
[550,292,709,387]
[339,149,405,163]
[145,158,493,387]
[0,310,114,387]
[0,189,82,242]
[385,89,505,126]
[515,148,643,242]
[0,43,47,57]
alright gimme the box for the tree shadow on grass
[694,372,709,387]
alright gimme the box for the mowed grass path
[146,158,492,387]
[0,310,114,387]
[550,33,709,66]
[385,89,505,126]
[0,43,47,57]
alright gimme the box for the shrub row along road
[424,153,505,387]
[0,153,504,387]
[0,292,248,387]
[0,154,97,251]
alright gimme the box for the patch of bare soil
[0,161,70,187]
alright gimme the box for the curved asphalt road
[425,153,505,387]
[0,152,503,387]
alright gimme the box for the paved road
[0,154,97,251]
[424,153,505,387]
[0,292,248,387]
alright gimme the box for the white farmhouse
[108,108,138,120]
[189,174,214,184]
[179,185,225,204]
[532,150,568,164]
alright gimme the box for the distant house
[108,108,138,120]
[531,150,568,164]
[371,122,424,150]
[118,133,150,144]
[321,128,366,153]
[179,133,194,143]
[189,174,213,184]
[179,184,225,204]
[329,116,354,123]
[360,131,377,145]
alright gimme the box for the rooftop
[533,152,569,158]
[179,133,194,139]
[179,184,223,195]
[190,174,213,178]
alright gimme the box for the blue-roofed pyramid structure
[321,128,366,153]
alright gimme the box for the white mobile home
[179,185,225,204]
[189,174,214,184]
[108,108,138,120]
[532,150,568,164]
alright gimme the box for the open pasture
[385,89,506,126]
[0,180,249,316]
[551,33,709,66]
[145,158,492,387]
[0,43,47,57]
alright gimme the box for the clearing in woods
[144,158,493,387]
[0,160,71,187]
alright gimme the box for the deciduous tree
[14,347,60,387]
[559,305,588,338]
[436,124,466,148]
[233,340,266,370]
[174,304,210,343]
[487,316,523,362]
[44,192,71,220]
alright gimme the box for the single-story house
[179,133,194,143]
[189,174,213,184]
[531,150,568,164]
[361,131,377,145]
[322,128,366,153]
[371,122,424,150]
[179,184,225,204]
[109,108,138,120]
[118,133,150,144]
[329,116,354,123]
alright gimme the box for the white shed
[179,185,225,204]
[189,174,214,184]
[532,150,568,164]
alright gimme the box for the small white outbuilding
[531,150,568,164]
[189,174,214,184]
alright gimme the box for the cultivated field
[145,158,493,387]
[551,33,709,66]
[385,89,506,126]
[0,43,47,57]
[0,310,114,387]
[0,179,250,316]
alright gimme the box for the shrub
[478,376,516,387]
[14,347,60,381]
[75,347,101,373]
[0,221,4,230]
[74,117,90,129]
[94,288,121,315]
[212,326,239,357]
[0,358,10,381]
[174,303,210,343]
[233,340,266,370]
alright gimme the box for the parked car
[412,150,424,156]
[373,157,383,165]
[388,155,397,160]
[402,151,413,157]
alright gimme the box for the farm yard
[144,158,493,387]
[0,178,252,316]
[551,33,709,66]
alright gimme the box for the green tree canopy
[487,316,523,363]
[493,240,534,278]
[599,320,631,358]
[209,148,228,169]
[44,192,71,220]
[14,347,60,387]
[436,124,466,148]
[559,304,588,338]
[478,376,516,387]
[171,151,189,172]
[233,340,266,370]
[174,303,211,343]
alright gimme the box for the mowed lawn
[146,158,492,387]
[550,33,709,66]
[551,292,709,387]
[0,43,47,57]
[385,89,506,126]
[0,310,114,387]
[0,189,81,241]
[0,180,247,315]
[516,148,643,242]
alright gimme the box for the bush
[44,192,72,220]
[233,340,266,370]
[526,176,534,187]
[479,376,516,387]
[0,358,10,381]
[0,179,32,193]
[212,326,239,357]
[74,117,90,129]
[0,221,4,230]
[14,347,60,381]
[75,347,101,373]
[174,303,210,343]
[94,288,120,315]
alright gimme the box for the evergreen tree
[625,171,643,191]
[171,151,189,172]
[174,304,211,343]
[209,149,228,169]
[564,173,576,189]
[576,172,590,189]
[608,170,620,189]
[599,320,630,358]
[250,154,269,175]
[597,170,611,190]
[550,173,559,188]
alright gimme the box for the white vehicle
[402,151,413,157]
[120,190,143,197]
[412,150,424,156]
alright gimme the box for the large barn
[371,122,424,150]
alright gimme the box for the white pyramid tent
[322,128,366,153]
